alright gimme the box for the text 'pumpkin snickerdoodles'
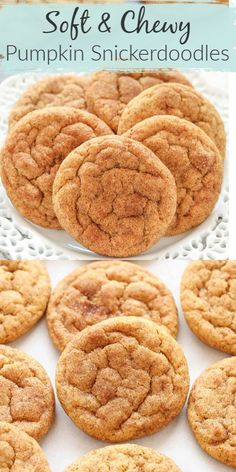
[56,316,189,442]
[118,83,226,158]
[1,107,112,229]
[0,260,50,344]
[86,69,192,132]
[52,135,177,257]
[0,422,51,472]
[124,115,224,235]
[47,260,178,351]
[188,357,236,468]
[63,444,183,472]
[0,345,55,441]
[181,260,236,355]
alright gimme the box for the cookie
[181,261,236,355]
[124,116,224,235]
[0,345,55,440]
[0,422,51,472]
[9,74,91,129]
[52,135,177,257]
[1,107,112,229]
[56,316,189,442]
[0,261,50,343]
[64,444,183,472]
[47,260,178,351]
[86,70,192,132]
[188,357,236,468]
[118,83,226,158]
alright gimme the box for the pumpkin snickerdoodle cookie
[86,70,192,132]
[124,116,224,235]
[118,83,226,158]
[188,357,236,468]
[56,316,189,442]
[0,422,51,471]
[47,261,178,351]
[52,135,177,257]
[1,107,112,229]
[64,444,183,472]
[0,261,50,344]
[0,345,55,440]
[9,74,91,129]
[181,261,236,355]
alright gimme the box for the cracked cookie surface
[52,135,177,257]
[0,345,55,441]
[86,70,192,132]
[124,116,223,235]
[181,261,236,354]
[118,83,226,158]
[47,261,178,351]
[188,357,236,468]
[56,316,189,442]
[0,422,51,472]
[64,444,183,472]
[9,74,91,129]
[0,261,50,343]
[1,107,112,229]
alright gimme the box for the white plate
[11,260,230,472]
[0,71,229,260]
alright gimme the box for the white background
[229,72,236,260]
[10,260,231,472]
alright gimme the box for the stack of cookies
[0,259,235,471]
[1,70,226,257]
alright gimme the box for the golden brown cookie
[56,316,189,442]
[0,422,51,471]
[0,345,55,440]
[181,261,236,355]
[118,83,226,158]
[0,261,50,343]
[1,107,112,229]
[9,74,90,129]
[124,116,224,235]
[53,135,177,257]
[47,261,178,351]
[86,70,192,132]
[64,444,183,472]
[188,357,236,468]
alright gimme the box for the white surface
[229,72,236,260]
[0,71,229,260]
[10,260,230,472]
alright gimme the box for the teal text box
[0,4,235,72]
